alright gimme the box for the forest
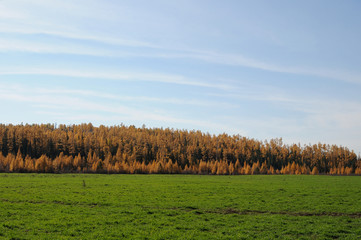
[0,123,360,175]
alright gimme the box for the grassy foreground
[1,174,361,239]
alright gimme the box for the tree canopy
[0,123,360,175]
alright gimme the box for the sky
[0,0,361,153]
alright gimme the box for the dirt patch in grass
[205,208,361,218]
[0,198,101,207]
[147,205,361,218]
[0,198,45,204]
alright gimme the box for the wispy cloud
[160,49,361,85]
[0,4,25,19]
[0,68,234,91]
[1,85,237,109]
[210,86,361,132]
[0,0,161,49]
[0,27,159,50]
[0,38,117,56]
[2,31,360,85]
[1,0,361,85]
[0,83,244,134]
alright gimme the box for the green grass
[1,174,361,239]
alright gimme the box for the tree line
[0,123,360,175]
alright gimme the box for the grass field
[1,174,361,239]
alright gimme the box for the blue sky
[1,0,361,153]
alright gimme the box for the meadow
[1,174,361,239]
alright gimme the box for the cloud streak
[0,83,245,135]
[0,84,237,109]
[0,68,234,91]
[1,0,361,85]
[1,32,360,85]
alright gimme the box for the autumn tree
[0,123,359,174]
